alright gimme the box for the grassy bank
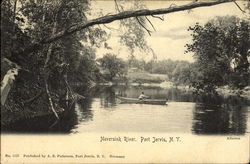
[126,71,168,83]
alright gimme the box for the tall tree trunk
[43,20,59,120]
[12,0,18,24]
[11,0,18,56]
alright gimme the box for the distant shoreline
[97,82,250,99]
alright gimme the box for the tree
[116,0,152,56]
[10,0,235,59]
[1,0,243,120]
[1,0,109,119]
[1,0,30,61]
[172,61,191,84]
[186,16,250,92]
[98,53,127,81]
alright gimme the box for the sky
[89,0,248,62]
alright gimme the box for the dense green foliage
[1,0,31,64]
[21,0,107,84]
[97,53,127,81]
[186,16,250,92]
[127,58,192,84]
[1,0,109,117]
[2,0,109,86]
[1,0,249,118]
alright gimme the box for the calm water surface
[68,85,250,135]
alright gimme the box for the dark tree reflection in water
[71,86,249,134]
[99,87,117,108]
[192,103,248,135]
[3,85,249,134]
[75,98,94,123]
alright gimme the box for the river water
[66,85,250,135]
[3,85,249,135]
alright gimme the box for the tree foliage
[1,0,244,119]
[126,58,193,84]
[97,53,127,81]
[19,0,107,80]
[117,0,152,55]
[186,16,250,92]
[1,0,31,62]
[1,0,109,116]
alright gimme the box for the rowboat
[117,97,168,105]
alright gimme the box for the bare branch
[20,0,233,56]
[136,17,152,36]
[233,1,246,13]
[114,0,121,12]
[145,16,156,31]
[46,0,234,43]
[151,15,164,21]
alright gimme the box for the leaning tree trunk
[43,20,59,120]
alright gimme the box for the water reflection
[2,107,79,134]
[3,85,249,134]
[70,85,250,134]
[99,87,117,108]
[192,103,249,135]
[75,98,94,123]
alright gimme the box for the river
[3,85,250,134]
[65,85,250,135]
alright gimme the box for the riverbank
[97,81,250,99]
[3,84,250,134]
[1,58,78,130]
[217,86,250,99]
[2,82,249,132]
[106,70,250,99]
[126,71,168,83]
[1,59,248,131]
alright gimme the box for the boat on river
[117,96,168,105]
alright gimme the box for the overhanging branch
[145,16,156,31]
[22,0,233,55]
[136,17,152,36]
[151,15,164,21]
[233,1,246,13]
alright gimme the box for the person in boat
[138,92,149,100]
